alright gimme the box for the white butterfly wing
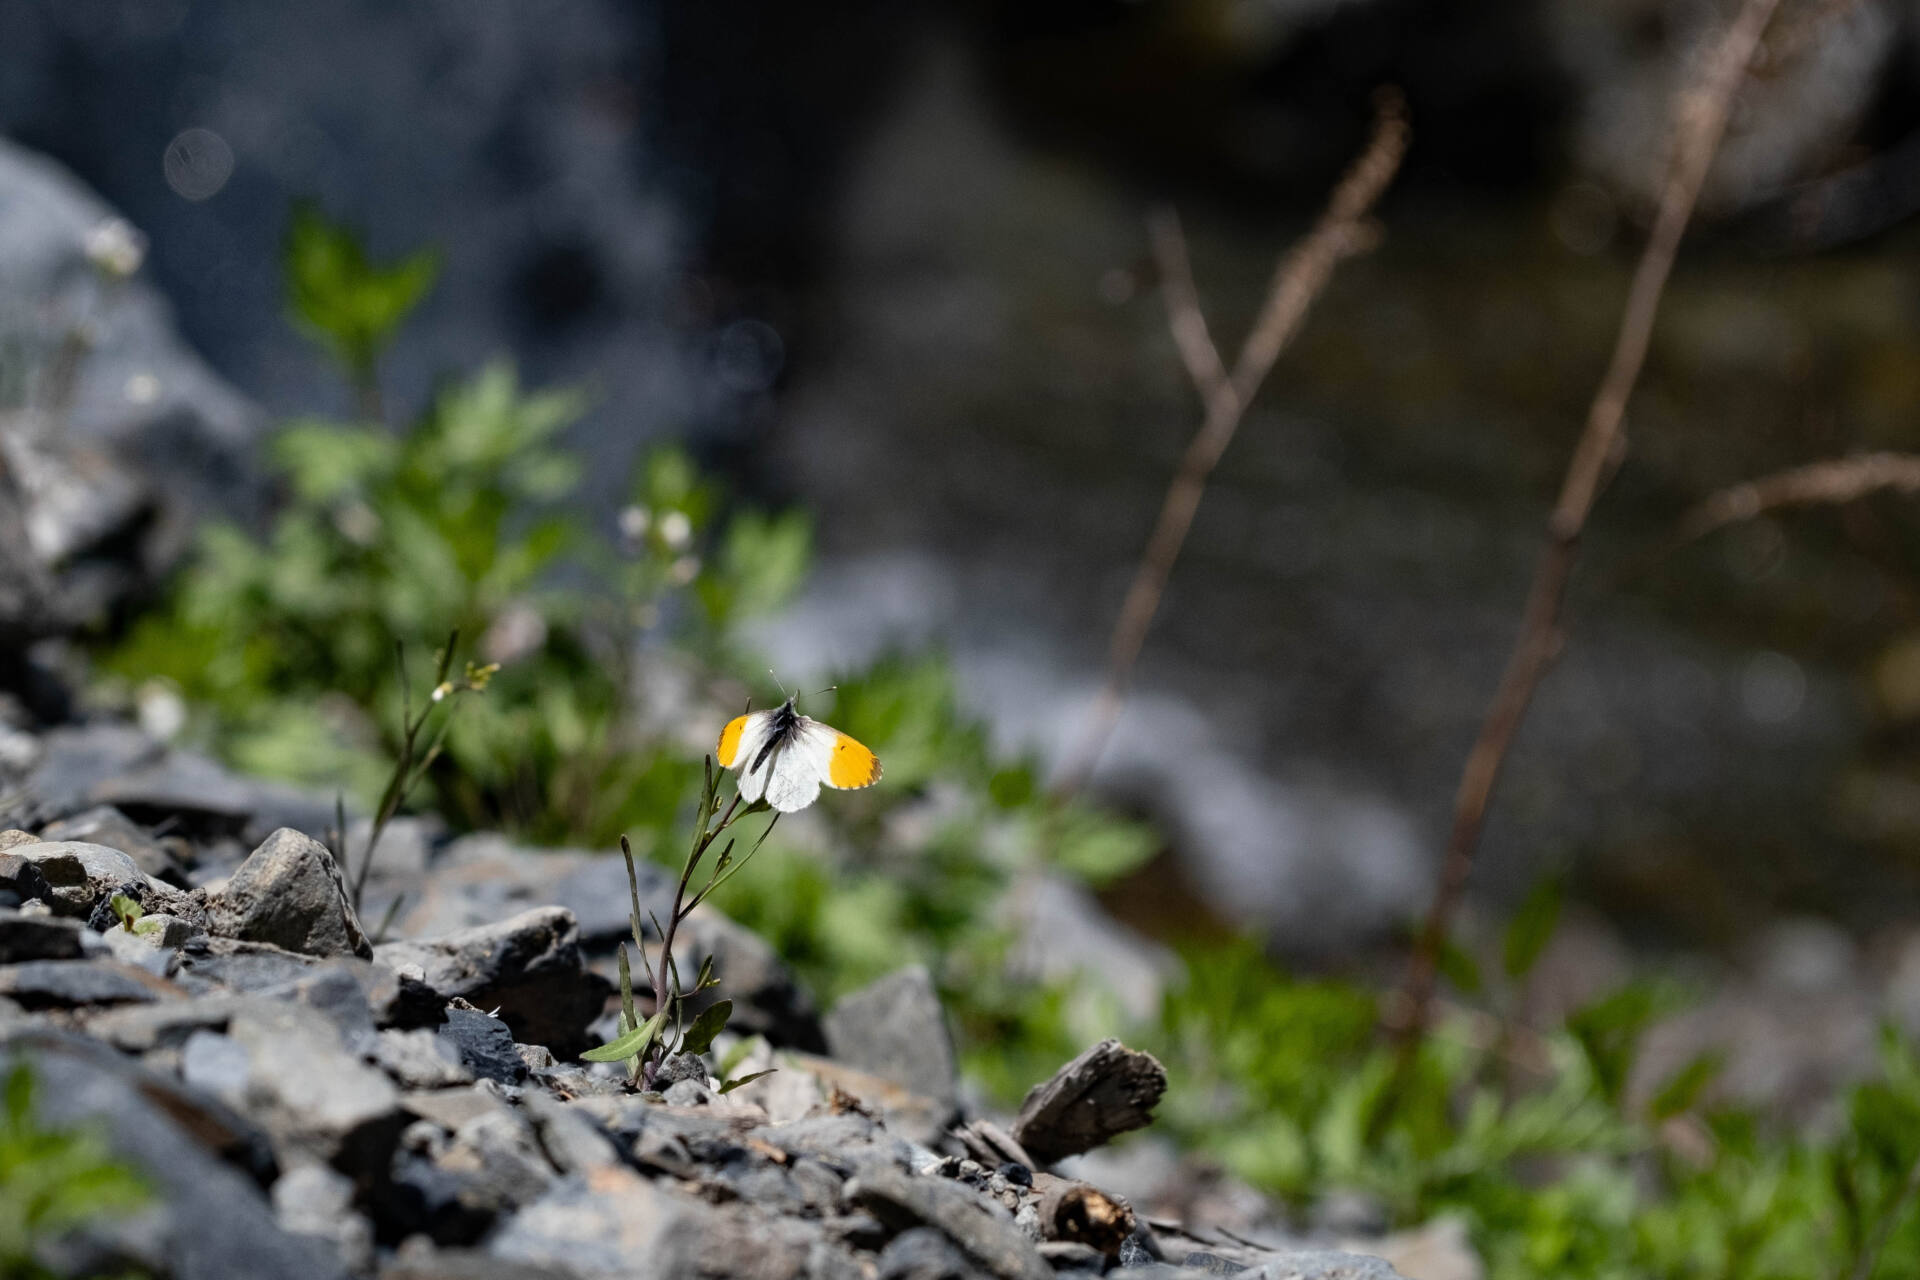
[761,720,838,813]
[726,711,780,804]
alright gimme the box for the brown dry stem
[1055,89,1409,794]
[1388,0,1785,1078]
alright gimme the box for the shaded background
[7,0,1920,957]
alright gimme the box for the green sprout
[284,202,438,420]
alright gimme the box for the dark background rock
[823,965,958,1111]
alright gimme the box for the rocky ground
[0,705,1434,1280]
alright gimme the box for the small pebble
[999,1160,1033,1187]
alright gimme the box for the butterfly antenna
[807,684,838,699]
[768,669,789,700]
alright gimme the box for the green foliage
[0,1063,148,1279]
[99,359,797,847]
[284,203,437,395]
[1146,934,1920,1280]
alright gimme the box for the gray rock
[180,1029,253,1097]
[257,962,379,1049]
[87,992,251,1052]
[438,1005,527,1086]
[404,837,822,1049]
[375,1028,476,1089]
[659,1078,711,1107]
[271,1162,375,1275]
[382,1243,583,1280]
[0,1028,346,1280]
[174,936,320,994]
[877,1225,982,1280]
[37,804,192,886]
[384,1104,560,1245]
[220,998,405,1170]
[847,1166,1053,1280]
[518,1091,625,1176]
[8,725,332,844]
[0,838,186,919]
[492,1166,827,1280]
[0,905,88,961]
[1038,1241,1106,1272]
[204,828,372,959]
[100,912,198,957]
[377,906,609,1054]
[1241,1253,1406,1280]
[0,958,174,1007]
[824,965,957,1110]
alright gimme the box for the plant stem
[1384,0,1784,1109]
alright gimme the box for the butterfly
[716,696,882,813]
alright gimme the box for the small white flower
[124,372,161,405]
[84,218,146,278]
[660,510,692,550]
[618,504,651,542]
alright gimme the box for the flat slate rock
[848,1166,1053,1280]
[0,907,90,962]
[0,958,178,1007]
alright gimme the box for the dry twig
[1055,89,1409,793]
[1388,0,1785,1071]
[1673,452,1920,546]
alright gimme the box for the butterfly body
[717,697,881,812]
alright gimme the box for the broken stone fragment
[204,828,373,959]
[0,958,180,1008]
[374,906,610,1055]
[219,998,405,1172]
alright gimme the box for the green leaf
[1436,936,1484,997]
[1047,806,1157,886]
[107,894,143,930]
[680,999,732,1056]
[1650,1050,1724,1121]
[284,202,438,380]
[718,1069,777,1095]
[1502,876,1564,980]
[581,1010,666,1063]
[716,1035,766,1078]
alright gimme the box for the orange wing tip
[717,714,748,768]
[827,733,882,789]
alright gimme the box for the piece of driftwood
[1011,1038,1167,1164]
[949,1117,1038,1171]
[1034,1174,1137,1256]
